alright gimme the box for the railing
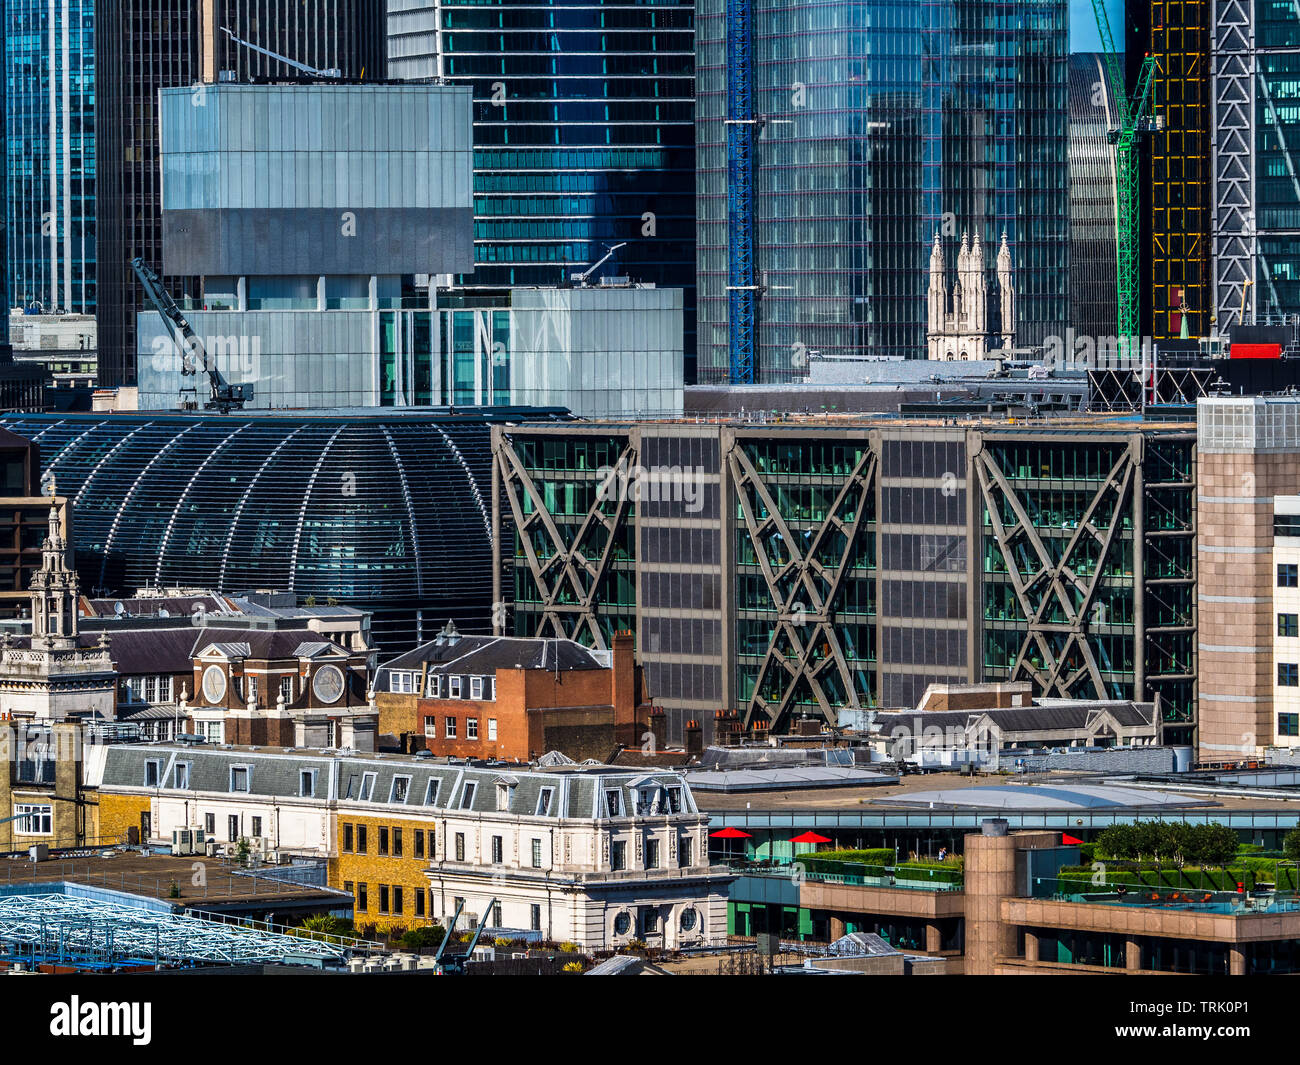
[726,858,963,892]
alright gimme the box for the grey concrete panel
[163,207,474,276]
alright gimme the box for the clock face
[312,664,345,704]
[201,664,227,705]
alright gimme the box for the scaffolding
[0,892,350,971]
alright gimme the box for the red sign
[1230,343,1282,359]
[1062,833,1084,845]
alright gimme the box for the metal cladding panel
[162,207,474,276]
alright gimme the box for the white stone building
[927,229,1016,361]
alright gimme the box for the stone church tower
[0,498,116,722]
[927,229,1017,360]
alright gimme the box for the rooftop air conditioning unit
[171,828,195,856]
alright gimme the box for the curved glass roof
[0,413,514,638]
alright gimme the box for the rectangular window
[646,838,660,869]
[415,890,425,917]
[173,763,190,789]
[467,718,479,740]
[391,776,410,803]
[393,886,404,914]
[379,885,390,914]
[488,718,498,741]
[491,901,502,926]
[1281,713,1300,738]
[530,903,541,932]
[343,880,353,899]
[358,883,368,912]
[1279,663,1299,687]
[1280,563,1299,587]
[428,830,436,859]
[531,838,542,868]
[1280,614,1299,638]
[424,779,440,806]
[491,835,503,864]
[415,829,425,859]
[679,837,692,868]
[460,782,476,809]
[144,759,160,787]
[204,813,215,835]
[12,804,52,835]
[251,816,262,838]
[423,716,437,738]
[536,788,554,816]
[455,832,465,862]
[428,674,442,698]
[393,828,403,857]
[280,676,294,704]
[611,840,626,872]
[343,823,354,853]
[228,815,239,843]
[445,716,457,739]
[357,824,368,854]
[230,766,250,793]
[450,676,462,699]
[604,790,623,817]
[470,676,484,700]
[300,770,315,797]
[359,772,377,801]
[379,827,389,856]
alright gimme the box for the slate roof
[92,744,701,822]
[872,700,1157,736]
[377,635,606,684]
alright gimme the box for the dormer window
[449,676,462,699]
[427,674,442,698]
[144,759,160,787]
[536,787,555,816]
[230,766,251,793]
[172,763,190,789]
[604,789,623,817]
[460,782,477,810]
[359,772,377,802]
[390,776,411,804]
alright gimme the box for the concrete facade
[1197,397,1300,761]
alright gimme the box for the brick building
[375,624,654,762]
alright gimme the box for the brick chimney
[684,719,703,756]
[611,629,638,747]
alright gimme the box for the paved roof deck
[0,852,343,911]
[1055,889,1300,916]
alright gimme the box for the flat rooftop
[0,851,346,914]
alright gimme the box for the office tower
[1133,1,1211,340]
[696,0,1070,382]
[1213,1,1300,328]
[5,1,95,316]
[95,1,387,390]
[497,417,1196,744]
[1068,53,1119,344]
[0,0,8,354]
[385,0,698,375]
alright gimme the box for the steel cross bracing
[0,893,348,969]
[497,439,638,651]
[729,443,877,732]
[975,445,1137,700]
[726,0,757,384]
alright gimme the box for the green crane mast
[1091,0,1159,361]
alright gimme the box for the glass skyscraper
[696,0,1070,380]
[389,0,698,368]
[5,1,95,315]
[4,1,95,314]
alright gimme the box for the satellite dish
[158,608,170,618]
[114,602,125,616]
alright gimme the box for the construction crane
[1091,1,1160,361]
[220,27,342,79]
[131,257,253,414]
[431,897,498,974]
[568,242,627,287]
[725,0,757,384]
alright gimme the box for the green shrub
[400,925,446,951]
[1284,828,1300,864]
